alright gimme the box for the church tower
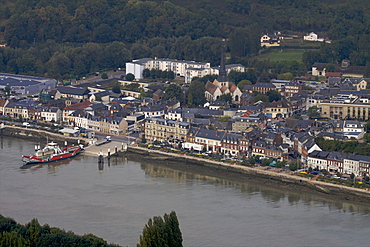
[217,52,228,87]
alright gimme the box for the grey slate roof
[57,86,90,95]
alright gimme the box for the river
[0,136,369,247]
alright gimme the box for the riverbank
[3,125,370,203]
[0,125,88,146]
[121,146,370,203]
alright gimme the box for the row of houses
[308,151,370,177]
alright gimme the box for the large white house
[304,32,325,42]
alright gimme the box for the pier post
[98,151,104,164]
[108,148,111,159]
[115,146,117,154]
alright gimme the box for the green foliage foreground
[137,211,182,247]
[0,215,120,247]
[315,136,370,156]
[0,211,183,247]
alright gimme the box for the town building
[0,73,56,95]
[204,54,242,104]
[144,118,190,145]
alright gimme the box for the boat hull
[22,146,83,165]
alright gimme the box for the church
[204,54,242,104]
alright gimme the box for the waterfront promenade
[127,145,370,198]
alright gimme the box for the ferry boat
[22,142,84,165]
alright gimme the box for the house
[260,34,280,47]
[327,152,345,174]
[0,99,8,115]
[165,108,183,122]
[303,32,325,42]
[252,82,276,94]
[121,89,141,98]
[251,140,266,157]
[56,86,90,100]
[307,151,330,170]
[185,63,245,84]
[153,89,164,101]
[194,128,225,153]
[342,78,369,91]
[3,100,34,119]
[232,114,267,132]
[63,100,92,124]
[329,120,364,139]
[263,99,292,119]
[221,132,245,157]
[301,140,322,165]
[271,79,290,92]
[312,60,365,78]
[88,90,111,102]
[40,106,62,123]
[283,81,302,97]
[144,118,190,144]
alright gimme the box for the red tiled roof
[64,100,92,110]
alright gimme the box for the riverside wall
[123,146,370,203]
[0,125,88,146]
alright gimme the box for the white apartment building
[126,58,211,80]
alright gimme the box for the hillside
[0,0,369,79]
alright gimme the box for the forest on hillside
[0,0,369,79]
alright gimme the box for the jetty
[83,140,126,157]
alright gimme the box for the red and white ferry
[22,142,84,165]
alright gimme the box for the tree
[262,158,273,166]
[237,80,252,89]
[137,211,182,247]
[325,64,336,72]
[363,133,370,142]
[4,85,11,95]
[126,73,135,81]
[142,68,151,78]
[101,72,108,79]
[307,106,320,119]
[219,93,232,103]
[124,83,140,90]
[188,80,207,106]
[111,81,121,94]
[275,160,287,168]
[218,116,231,122]
[162,84,183,101]
[364,61,370,79]
[187,92,194,107]
[266,90,282,102]
[0,232,29,246]
[289,161,301,171]
[252,93,269,103]
[277,72,293,80]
